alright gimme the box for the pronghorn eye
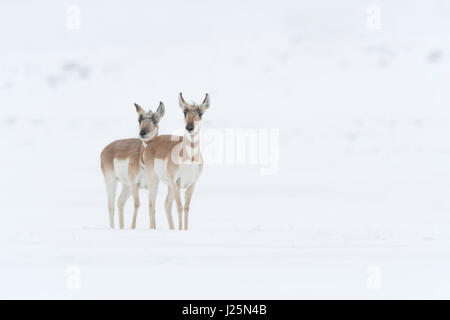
[198,112,203,118]
[183,111,187,117]
[138,115,143,123]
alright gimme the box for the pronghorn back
[144,134,203,188]
[143,135,182,162]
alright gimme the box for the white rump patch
[113,158,130,185]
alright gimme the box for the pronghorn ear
[200,93,210,112]
[155,101,165,119]
[134,103,145,115]
[178,92,189,110]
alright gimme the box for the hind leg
[148,178,159,229]
[117,184,131,229]
[104,174,117,229]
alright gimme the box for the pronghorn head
[178,92,210,135]
[134,101,165,142]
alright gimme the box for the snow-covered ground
[1,0,450,299]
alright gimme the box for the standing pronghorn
[100,102,165,229]
[143,93,210,230]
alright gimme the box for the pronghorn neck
[139,134,155,166]
[181,131,201,163]
[140,140,148,167]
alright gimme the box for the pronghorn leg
[104,174,117,229]
[117,184,131,229]
[148,176,159,230]
[184,183,196,230]
[164,187,175,230]
[170,179,183,230]
[130,184,140,229]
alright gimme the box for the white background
[1,0,450,298]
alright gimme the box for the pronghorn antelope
[100,102,165,229]
[143,93,210,230]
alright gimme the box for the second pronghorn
[101,102,165,229]
[143,93,210,230]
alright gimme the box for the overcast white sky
[1,0,450,53]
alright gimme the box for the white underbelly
[154,158,170,185]
[113,158,147,189]
[176,163,202,188]
[154,159,202,188]
[135,167,148,189]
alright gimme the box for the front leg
[164,187,175,230]
[184,183,196,230]
[145,167,159,230]
[169,179,183,230]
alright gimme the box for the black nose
[186,123,194,132]
[139,130,147,137]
